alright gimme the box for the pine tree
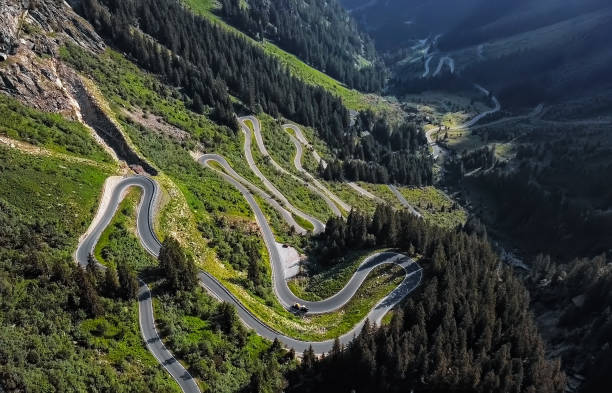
[159,237,198,291]
[74,265,103,316]
[302,345,316,369]
[103,265,120,298]
[117,261,139,300]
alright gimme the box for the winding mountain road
[238,116,325,233]
[77,170,422,353]
[75,118,424,390]
[197,153,422,314]
[75,176,199,393]
[241,116,342,218]
[283,123,351,213]
[74,173,422,391]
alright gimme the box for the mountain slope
[216,0,385,92]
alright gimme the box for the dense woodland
[465,131,612,259]
[77,0,350,132]
[76,0,430,186]
[198,216,270,299]
[0,178,288,391]
[527,254,612,393]
[444,146,497,182]
[156,238,292,392]
[292,206,565,392]
[320,112,433,184]
[218,0,385,92]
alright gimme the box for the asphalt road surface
[241,116,342,217]
[75,176,199,393]
[283,123,351,213]
[387,184,423,218]
[238,116,325,233]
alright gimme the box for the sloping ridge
[70,77,157,175]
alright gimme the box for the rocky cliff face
[0,0,104,117]
[0,0,158,174]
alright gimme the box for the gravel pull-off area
[276,242,303,279]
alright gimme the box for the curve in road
[75,176,200,393]
[433,56,455,77]
[238,116,325,233]
[288,123,325,166]
[453,84,501,130]
[241,116,342,218]
[283,123,352,213]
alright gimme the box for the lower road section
[75,165,423,389]
[75,176,199,393]
[138,281,200,393]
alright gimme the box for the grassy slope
[0,140,179,390]
[358,182,404,209]
[288,248,391,301]
[399,186,467,228]
[303,264,404,338]
[0,93,112,163]
[245,118,334,222]
[182,0,400,116]
[79,301,180,393]
[324,180,378,214]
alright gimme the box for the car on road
[292,302,308,313]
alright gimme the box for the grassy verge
[0,94,112,163]
[358,182,404,209]
[381,311,394,326]
[398,186,467,229]
[323,181,377,214]
[292,213,315,232]
[287,249,389,301]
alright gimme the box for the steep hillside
[72,0,432,185]
[216,0,385,92]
